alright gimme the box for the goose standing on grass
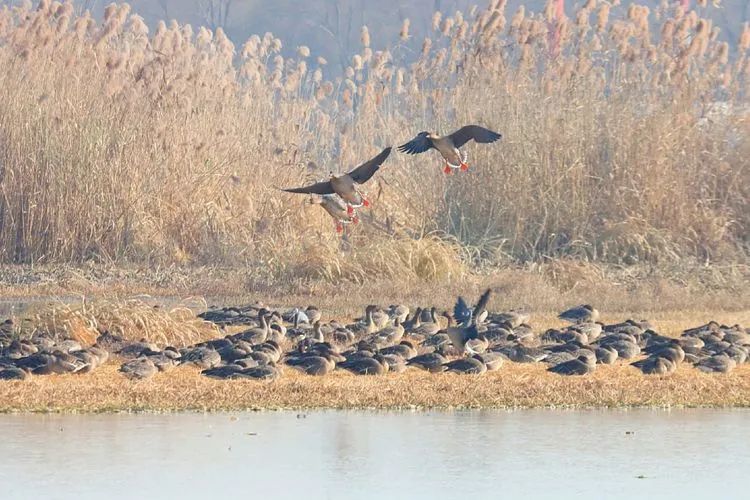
[398,125,502,174]
[281,147,392,215]
[402,307,423,332]
[347,305,378,337]
[446,289,491,355]
[411,307,442,337]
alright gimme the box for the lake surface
[1,409,747,499]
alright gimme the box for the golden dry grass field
[1,358,749,413]
[0,1,748,412]
[1,302,748,412]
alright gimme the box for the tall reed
[0,1,746,281]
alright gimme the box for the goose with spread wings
[398,126,501,174]
[281,147,392,214]
[446,289,491,355]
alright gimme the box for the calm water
[0,409,747,499]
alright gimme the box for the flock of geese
[281,125,502,232]
[1,291,746,381]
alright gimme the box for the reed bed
[0,1,747,283]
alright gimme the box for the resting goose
[558,304,600,324]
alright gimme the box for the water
[1,409,747,499]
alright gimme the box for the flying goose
[398,125,501,174]
[309,194,358,232]
[281,147,392,214]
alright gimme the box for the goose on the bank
[547,355,596,376]
[474,351,505,371]
[340,353,390,375]
[406,352,448,373]
[288,352,336,376]
[446,289,491,355]
[631,356,676,375]
[444,355,487,374]
[558,305,600,324]
[120,357,158,380]
[696,354,736,374]
[595,345,619,364]
[380,340,418,359]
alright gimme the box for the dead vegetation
[1,307,749,412]
[1,352,748,413]
[16,298,221,347]
[0,1,746,284]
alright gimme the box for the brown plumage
[281,147,392,214]
[398,126,501,174]
[309,194,358,233]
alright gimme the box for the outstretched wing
[449,125,502,149]
[463,324,480,342]
[472,289,491,322]
[398,134,433,155]
[281,180,334,195]
[347,147,392,184]
[453,296,472,326]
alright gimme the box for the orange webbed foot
[362,199,370,208]
[352,216,360,224]
[460,162,469,171]
[443,165,452,175]
[346,205,354,215]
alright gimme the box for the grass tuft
[20,298,220,348]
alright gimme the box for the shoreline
[1,282,749,414]
[1,362,748,413]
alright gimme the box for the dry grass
[16,297,221,347]
[1,354,748,413]
[0,1,746,283]
[1,308,749,412]
[1,261,749,318]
